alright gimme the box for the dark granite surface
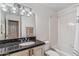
[0,37,45,56]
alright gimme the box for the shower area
[57,5,79,56]
[73,18,79,56]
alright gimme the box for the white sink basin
[19,41,35,46]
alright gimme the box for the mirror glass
[0,5,36,40]
[21,14,36,37]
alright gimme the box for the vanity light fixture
[0,4,8,12]
[0,3,32,16]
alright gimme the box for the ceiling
[41,3,76,12]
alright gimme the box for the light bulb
[12,11,16,13]
[27,13,30,16]
[20,9,26,15]
[20,12,24,15]
[25,8,29,12]
[1,4,6,8]
[27,11,32,16]
[2,7,7,11]
[1,4,7,11]
[29,11,32,15]
[22,9,25,13]
[12,7,16,10]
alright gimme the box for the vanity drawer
[9,49,29,56]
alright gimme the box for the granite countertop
[0,39,45,56]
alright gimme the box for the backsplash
[0,37,36,44]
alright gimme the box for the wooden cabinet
[9,46,44,56]
[33,46,44,56]
[9,49,29,56]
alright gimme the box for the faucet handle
[25,37,27,40]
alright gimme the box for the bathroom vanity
[0,37,45,56]
[8,46,44,56]
[0,3,45,56]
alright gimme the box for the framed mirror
[0,3,36,40]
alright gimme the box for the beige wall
[49,15,58,48]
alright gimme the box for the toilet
[44,41,59,56]
[44,41,71,56]
[45,49,59,56]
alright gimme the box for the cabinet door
[9,50,29,56]
[33,46,44,56]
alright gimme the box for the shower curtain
[73,23,79,55]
